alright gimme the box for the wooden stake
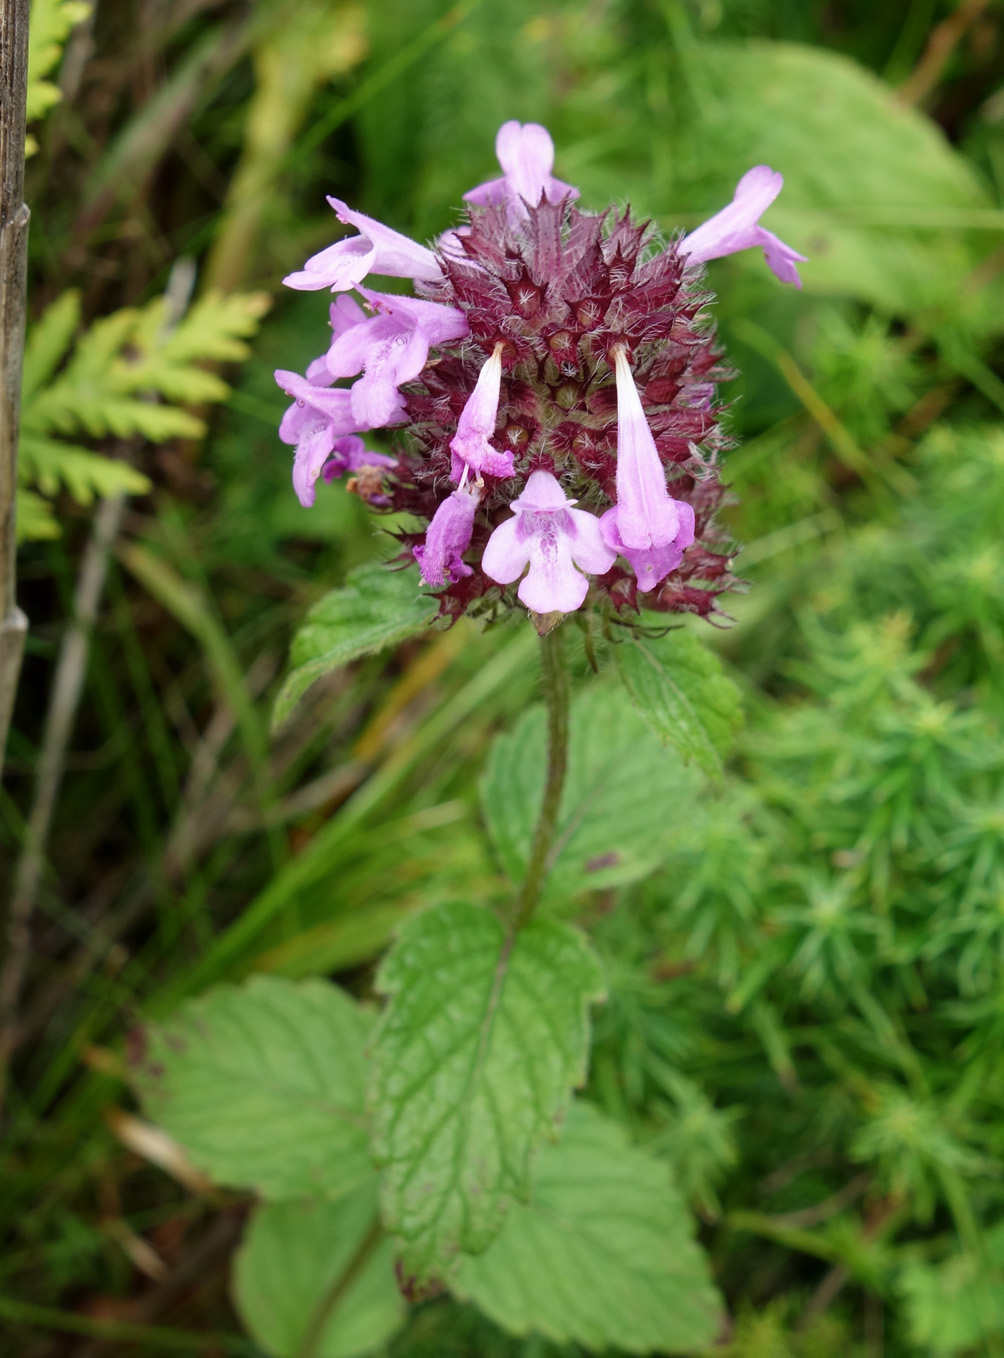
[0,0,30,779]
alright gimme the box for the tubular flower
[600,345,696,593]
[681,166,808,288]
[279,123,805,623]
[482,471,615,614]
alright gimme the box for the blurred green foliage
[2,0,1004,1354]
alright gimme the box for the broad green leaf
[899,1225,1004,1356]
[132,975,373,1201]
[272,561,439,729]
[482,684,702,899]
[615,625,742,779]
[233,1181,405,1358]
[370,900,605,1297]
[455,1102,723,1354]
[677,42,1001,327]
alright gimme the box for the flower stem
[513,625,569,929]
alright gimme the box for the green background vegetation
[3,0,1004,1354]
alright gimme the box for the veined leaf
[482,684,703,900]
[615,624,742,780]
[272,561,439,729]
[455,1101,723,1354]
[132,975,373,1201]
[370,900,605,1297]
[233,1181,405,1358]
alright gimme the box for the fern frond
[21,291,82,402]
[16,489,61,542]
[26,0,91,125]
[19,435,152,504]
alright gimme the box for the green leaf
[454,1101,723,1354]
[26,0,91,124]
[15,488,60,542]
[370,901,605,1297]
[233,1181,405,1358]
[20,291,81,404]
[18,434,151,504]
[272,561,440,729]
[132,975,373,1201]
[615,625,742,780]
[482,683,703,900]
[679,41,1002,327]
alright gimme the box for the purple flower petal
[601,500,695,592]
[481,470,614,614]
[322,435,396,484]
[609,347,682,551]
[414,484,480,586]
[464,121,579,213]
[449,343,516,482]
[680,165,807,287]
[282,199,442,293]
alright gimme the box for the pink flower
[680,166,807,288]
[482,471,615,614]
[449,343,516,482]
[320,289,469,428]
[276,369,372,508]
[464,121,579,219]
[283,198,443,293]
[414,482,480,586]
[599,346,695,592]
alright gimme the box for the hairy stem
[513,625,570,929]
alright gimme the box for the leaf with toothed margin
[454,1101,723,1354]
[131,975,373,1202]
[369,900,605,1299]
[482,683,703,900]
[272,560,439,730]
[616,624,742,781]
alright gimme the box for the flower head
[482,471,615,614]
[278,124,805,622]
[681,166,808,288]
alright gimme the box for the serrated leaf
[27,0,91,125]
[272,561,439,729]
[615,625,742,780]
[161,289,272,364]
[132,975,373,1201]
[482,684,703,900]
[370,901,605,1297]
[454,1101,723,1354]
[233,1181,405,1358]
[18,434,151,503]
